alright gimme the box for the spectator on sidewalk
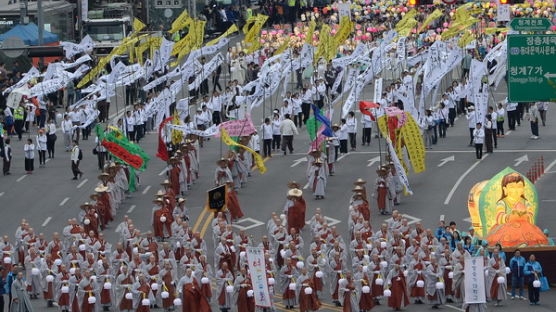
[527,103,540,140]
[280,114,298,155]
[509,250,526,300]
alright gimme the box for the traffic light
[408,0,417,6]
[407,0,433,6]
[499,0,508,4]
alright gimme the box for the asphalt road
[1,73,556,312]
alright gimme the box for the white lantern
[380,261,388,268]
[79,244,86,251]
[403,270,409,277]
[151,283,159,291]
[363,265,369,272]
[141,298,150,306]
[54,259,62,266]
[176,241,181,248]
[485,270,489,276]
[46,275,54,282]
[416,280,425,288]
[383,289,392,297]
[226,285,234,293]
[338,278,346,285]
[376,278,384,286]
[366,244,373,250]
[145,252,153,257]
[380,241,387,249]
[362,286,371,293]
[448,272,454,279]
[173,298,182,306]
[497,276,506,284]
[201,277,210,284]
[533,280,541,288]
[125,292,133,300]
[97,260,103,266]
[296,261,304,269]
[288,283,296,290]
[247,289,254,297]
[280,249,286,258]
[161,291,169,299]
[61,286,69,293]
[269,258,274,263]
[31,268,40,275]
[505,267,511,274]
[160,216,167,223]
[69,268,76,275]
[84,218,91,225]
[230,246,236,253]
[304,287,313,295]
[363,254,370,261]
[103,282,112,290]
[88,296,96,304]
[268,277,275,285]
[315,271,323,278]
[132,247,138,254]
[240,251,246,258]
[435,282,445,290]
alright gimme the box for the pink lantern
[355,36,361,41]
[412,28,417,33]
[443,28,448,32]
[260,39,265,44]
[443,22,449,27]
[365,0,371,3]
[436,28,442,33]
[356,24,362,30]
[331,29,337,35]
[278,30,284,34]
[551,25,556,31]
[261,30,268,35]
[367,27,373,32]
[270,31,277,36]
[356,30,363,35]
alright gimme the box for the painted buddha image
[486,173,549,247]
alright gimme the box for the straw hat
[287,181,301,189]
[94,185,108,193]
[98,173,110,179]
[161,180,170,185]
[353,185,365,193]
[314,158,323,165]
[354,178,366,185]
[287,188,303,197]
[153,198,164,204]
[80,202,93,208]
[332,123,340,129]
[178,198,186,203]
[156,190,165,196]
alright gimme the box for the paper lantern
[304,287,313,295]
[533,280,541,288]
[230,246,236,253]
[380,261,388,268]
[90,276,97,282]
[505,267,511,274]
[416,280,425,288]
[61,286,69,293]
[497,276,506,284]
[384,289,392,297]
[132,247,138,254]
[288,283,296,290]
[380,241,387,249]
[161,291,169,298]
[103,282,112,290]
[3,257,11,264]
[69,268,76,275]
[141,298,150,306]
[296,261,304,269]
[448,272,454,279]
[315,271,323,278]
[366,244,373,250]
[485,270,489,276]
[247,289,254,297]
[363,265,368,272]
[173,298,182,306]
[362,285,371,293]
[84,219,90,225]
[125,292,133,300]
[31,268,40,275]
[46,275,54,282]
[436,282,445,289]
[226,285,234,293]
[268,277,275,285]
[160,216,167,223]
[240,251,246,258]
[79,244,86,251]
[403,270,408,277]
[201,277,210,284]
[376,278,384,285]
[88,296,97,304]
[54,259,62,266]
[338,278,347,285]
[280,249,286,258]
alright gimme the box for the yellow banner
[169,9,190,34]
[314,24,332,63]
[458,30,475,48]
[274,37,290,56]
[333,16,353,51]
[133,18,146,32]
[221,128,267,174]
[417,9,443,33]
[206,24,238,46]
[395,9,417,33]
[243,14,268,49]
[305,20,316,45]
[484,27,509,35]
[171,112,183,145]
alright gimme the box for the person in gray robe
[425,258,445,309]
[10,272,33,312]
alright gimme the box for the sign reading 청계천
[507,34,556,102]
[510,18,552,32]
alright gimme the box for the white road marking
[463,217,472,223]
[542,199,556,202]
[544,159,556,173]
[386,214,422,225]
[45,159,51,163]
[16,175,27,182]
[444,304,465,312]
[41,217,52,227]
[127,205,136,213]
[0,192,4,197]
[303,182,310,189]
[291,157,307,168]
[367,156,381,167]
[337,153,349,161]
[231,217,265,231]
[444,154,490,205]
[158,168,168,176]
[437,155,455,167]
[77,178,88,189]
[513,154,529,166]
[59,197,70,206]
[142,185,152,195]
[506,130,513,135]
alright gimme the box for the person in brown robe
[287,188,306,232]
[387,265,410,311]
[225,181,244,221]
[152,199,173,239]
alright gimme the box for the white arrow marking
[41,217,52,227]
[366,156,381,167]
[127,205,136,213]
[437,155,455,167]
[544,72,556,79]
[158,168,168,176]
[337,153,350,161]
[514,154,529,166]
[290,157,307,168]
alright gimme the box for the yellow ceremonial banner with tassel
[171,112,183,145]
[274,37,291,56]
[333,16,353,51]
[221,128,267,174]
[395,9,417,33]
[108,126,124,139]
[458,30,475,48]
[243,14,268,52]
[133,18,146,32]
[417,9,443,33]
[305,20,316,45]
[484,27,509,35]
[314,24,332,63]
[206,24,238,46]
[169,9,190,34]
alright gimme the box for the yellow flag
[274,37,290,56]
[171,112,183,145]
[133,18,146,32]
[305,20,316,45]
[458,30,475,48]
[395,9,417,33]
[243,14,268,48]
[206,24,238,47]
[417,9,443,33]
[169,9,189,34]
[314,24,332,63]
[484,27,509,35]
[221,128,267,174]
[333,16,353,50]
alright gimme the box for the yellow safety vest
[14,107,24,120]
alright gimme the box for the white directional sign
[437,155,455,167]
[514,154,529,166]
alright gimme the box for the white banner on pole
[247,247,272,308]
[373,78,383,103]
[464,255,487,304]
[497,4,510,22]
[385,137,413,195]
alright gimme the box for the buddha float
[467,167,552,248]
